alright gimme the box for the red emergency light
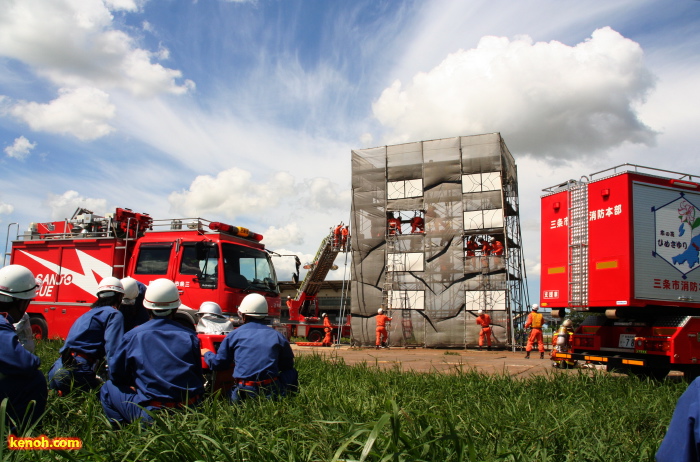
[670,179,699,189]
[209,222,263,242]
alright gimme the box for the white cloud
[104,0,141,11]
[0,201,14,215]
[4,136,37,160]
[262,223,304,249]
[46,190,108,221]
[373,27,657,160]
[303,177,351,211]
[0,0,192,97]
[10,87,116,140]
[168,167,296,219]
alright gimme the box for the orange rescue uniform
[476,313,492,347]
[333,225,342,247]
[491,240,504,256]
[466,240,479,257]
[375,313,392,346]
[525,311,545,353]
[388,218,402,235]
[340,226,349,249]
[323,316,333,346]
[410,216,424,234]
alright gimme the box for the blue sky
[1,0,699,292]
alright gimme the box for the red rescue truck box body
[541,171,700,310]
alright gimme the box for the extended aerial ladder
[286,227,351,343]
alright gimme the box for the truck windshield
[180,243,219,289]
[221,243,278,294]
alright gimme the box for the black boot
[525,351,530,359]
[487,346,491,351]
[540,352,545,359]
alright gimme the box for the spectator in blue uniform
[48,277,125,396]
[0,265,46,427]
[100,278,204,425]
[202,293,298,402]
[119,276,149,332]
[657,376,700,461]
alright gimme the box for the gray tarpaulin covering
[350,133,529,348]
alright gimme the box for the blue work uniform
[657,377,700,461]
[48,305,124,394]
[100,317,205,424]
[204,321,298,402]
[119,279,149,332]
[0,314,47,426]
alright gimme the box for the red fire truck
[285,228,351,343]
[5,207,282,340]
[541,164,700,379]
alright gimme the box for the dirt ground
[292,344,573,378]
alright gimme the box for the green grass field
[1,339,686,461]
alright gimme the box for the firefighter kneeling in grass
[48,277,125,395]
[0,265,46,428]
[524,304,545,359]
[100,279,204,425]
[201,293,298,403]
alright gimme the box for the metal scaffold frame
[349,133,530,348]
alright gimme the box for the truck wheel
[29,317,48,340]
[307,330,323,343]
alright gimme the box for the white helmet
[377,308,383,314]
[321,312,327,318]
[562,319,573,327]
[199,301,223,316]
[238,293,268,318]
[143,278,181,315]
[96,277,125,298]
[477,309,484,315]
[531,304,539,311]
[121,277,140,304]
[0,265,38,301]
[488,237,495,242]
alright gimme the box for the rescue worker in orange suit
[375,308,392,349]
[333,223,342,247]
[475,309,492,351]
[340,226,349,250]
[491,237,505,256]
[481,237,493,256]
[524,304,545,359]
[0,265,46,428]
[552,319,575,368]
[387,212,402,236]
[465,236,479,257]
[410,214,424,234]
[322,313,333,346]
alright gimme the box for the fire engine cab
[5,207,282,340]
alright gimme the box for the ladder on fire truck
[568,180,589,308]
[294,232,341,304]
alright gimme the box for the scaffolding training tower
[349,133,530,348]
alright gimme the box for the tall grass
[1,340,685,461]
